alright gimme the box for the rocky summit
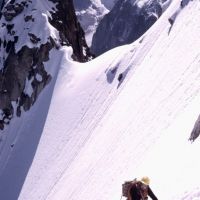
[0,0,93,130]
[91,0,168,56]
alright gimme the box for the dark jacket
[129,182,158,200]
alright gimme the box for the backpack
[122,179,137,198]
[139,184,149,200]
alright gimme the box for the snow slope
[1,0,200,200]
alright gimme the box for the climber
[129,176,158,200]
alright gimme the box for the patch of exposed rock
[189,115,200,142]
[91,0,165,56]
[73,0,110,46]
[48,0,94,62]
[0,0,93,130]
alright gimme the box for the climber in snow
[128,176,158,200]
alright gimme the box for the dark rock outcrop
[48,0,94,62]
[0,0,93,130]
[2,2,24,21]
[0,0,5,18]
[189,115,200,142]
[73,0,109,46]
[91,0,164,56]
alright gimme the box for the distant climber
[123,176,158,200]
[118,73,123,82]
[168,18,174,26]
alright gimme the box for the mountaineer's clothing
[129,181,158,200]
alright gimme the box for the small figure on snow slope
[122,176,158,200]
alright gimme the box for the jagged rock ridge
[91,0,169,56]
[73,0,118,46]
[48,0,94,61]
[73,0,109,46]
[0,0,93,130]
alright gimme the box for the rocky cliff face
[73,0,117,46]
[48,0,93,61]
[0,0,93,130]
[73,0,109,46]
[91,0,169,56]
[0,0,5,16]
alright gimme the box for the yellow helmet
[139,176,150,185]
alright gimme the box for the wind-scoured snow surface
[0,1,200,200]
